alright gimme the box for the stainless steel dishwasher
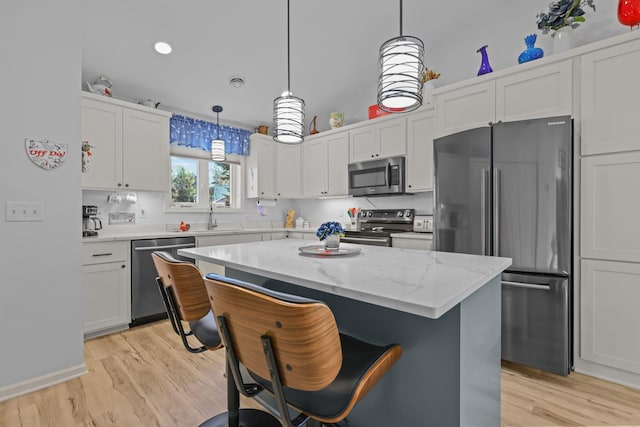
[130,236,196,326]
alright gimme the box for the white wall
[0,1,84,398]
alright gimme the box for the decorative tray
[298,245,362,257]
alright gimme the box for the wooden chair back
[151,252,210,322]
[204,275,343,392]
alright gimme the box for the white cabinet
[435,59,572,138]
[246,134,276,199]
[392,235,433,250]
[275,143,302,198]
[581,39,640,156]
[581,259,640,375]
[82,241,130,337]
[581,151,640,262]
[406,109,435,192]
[81,93,170,191]
[496,60,573,122]
[435,81,495,138]
[302,131,349,197]
[349,116,406,162]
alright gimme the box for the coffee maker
[82,205,102,237]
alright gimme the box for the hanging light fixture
[273,0,305,144]
[377,0,425,113]
[211,105,225,161]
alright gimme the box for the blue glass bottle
[518,34,544,64]
[477,45,493,76]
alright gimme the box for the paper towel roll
[256,199,277,207]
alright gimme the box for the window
[169,154,243,211]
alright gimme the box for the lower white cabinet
[82,241,130,337]
[580,259,640,375]
[392,235,433,250]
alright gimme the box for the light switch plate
[5,201,43,222]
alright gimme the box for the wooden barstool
[204,273,403,427]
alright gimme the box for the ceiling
[81,0,510,131]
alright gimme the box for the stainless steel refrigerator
[434,116,572,375]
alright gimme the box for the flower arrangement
[81,140,93,172]
[316,221,345,241]
[421,67,441,84]
[536,0,596,34]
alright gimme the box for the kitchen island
[179,239,511,427]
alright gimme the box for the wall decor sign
[25,138,68,170]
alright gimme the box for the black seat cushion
[189,309,222,349]
[249,333,398,421]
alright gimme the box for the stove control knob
[367,211,373,217]
[404,210,413,218]
[396,211,404,217]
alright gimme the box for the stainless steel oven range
[342,209,415,247]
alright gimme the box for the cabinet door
[496,60,572,122]
[378,117,407,159]
[582,39,640,155]
[406,109,435,192]
[326,131,349,196]
[302,137,328,197]
[581,259,640,374]
[581,152,640,262]
[83,261,130,335]
[122,109,170,191]
[349,126,377,162]
[246,134,276,198]
[81,98,122,189]
[276,143,302,198]
[435,81,495,138]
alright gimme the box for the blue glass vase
[477,45,493,76]
[518,34,544,64]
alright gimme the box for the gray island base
[179,239,511,426]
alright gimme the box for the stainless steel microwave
[348,156,406,197]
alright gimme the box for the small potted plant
[536,0,596,34]
[316,221,345,251]
[421,67,441,89]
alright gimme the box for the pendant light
[211,105,225,161]
[377,0,425,113]
[273,0,305,144]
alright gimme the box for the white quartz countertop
[82,227,315,242]
[179,239,511,319]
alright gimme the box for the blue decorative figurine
[518,34,544,64]
[477,45,493,76]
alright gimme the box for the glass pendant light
[273,0,305,144]
[211,105,225,161]
[377,0,425,113]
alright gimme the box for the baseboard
[574,358,640,390]
[0,363,87,402]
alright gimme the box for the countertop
[82,227,316,242]
[179,239,511,319]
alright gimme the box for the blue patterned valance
[170,115,251,156]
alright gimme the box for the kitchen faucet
[208,207,217,230]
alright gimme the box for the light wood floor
[1,320,639,426]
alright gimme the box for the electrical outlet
[5,201,44,222]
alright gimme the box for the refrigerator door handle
[481,168,488,255]
[501,280,551,291]
[493,167,500,256]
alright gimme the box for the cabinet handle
[121,265,126,269]
[125,184,129,188]
[92,253,113,257]
[408,184,412,188]
[371,154,375,158]
[117,183,122,187]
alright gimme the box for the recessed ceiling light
[229,76,245,88]
[154,41,172,55]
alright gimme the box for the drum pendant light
[211,105,225,161]
[273,0,305,144]
[377,0,425,113]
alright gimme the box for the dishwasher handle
[133,243,196,252]
[501,280,551,291]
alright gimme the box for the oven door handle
[342,236,389,244]
[134,243,196,251]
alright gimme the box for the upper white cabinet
[435,81,495,138]
[581,151,640,262]
[496,60,573,122]
[302,131,349,197]
[246,134,276,199]
[81,92,170,191]
[581,38,640,156]
[349,116,406,163]
[435,59,572,138]
[406,109,435,193]
[275,143,302,198]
